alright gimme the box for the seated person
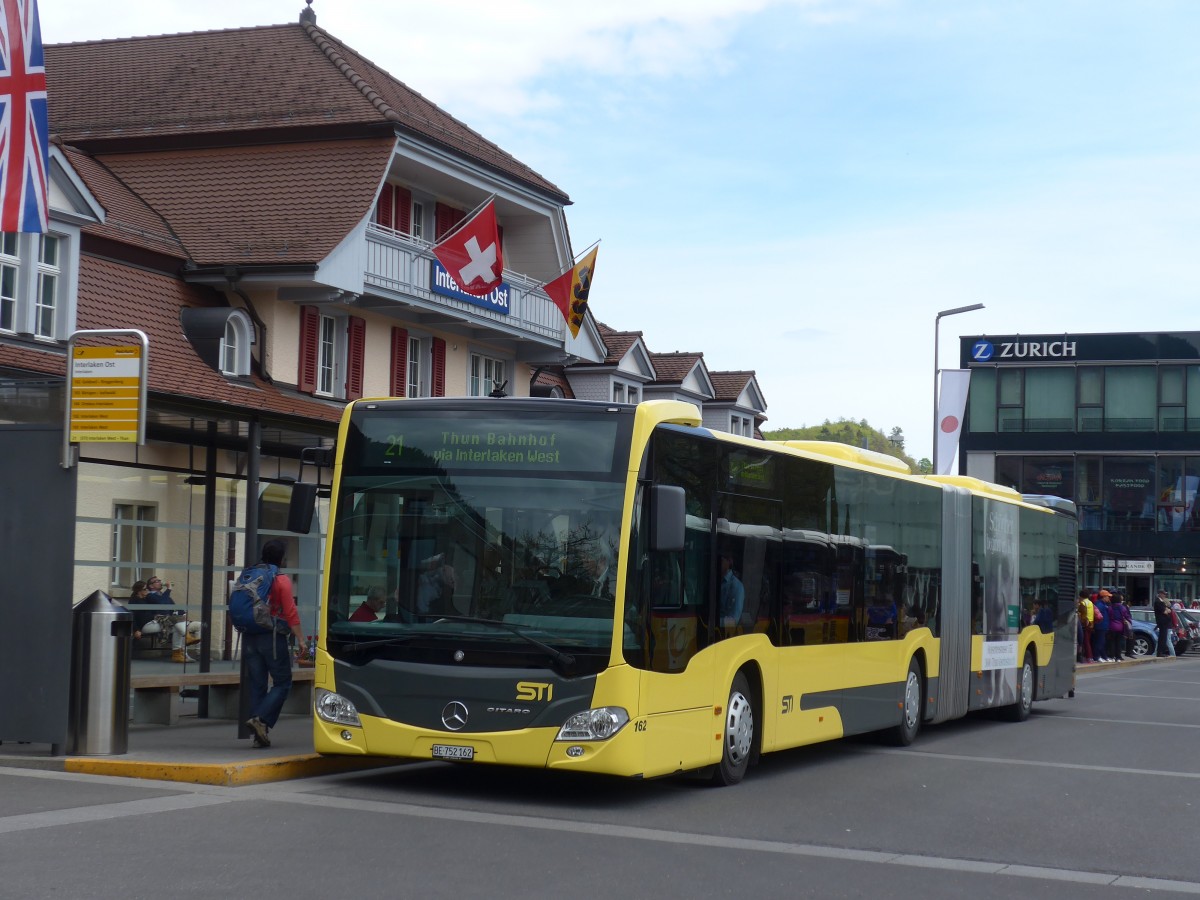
[350,586,387,622]
[129,579,199,663]
[1033,599,1055,633]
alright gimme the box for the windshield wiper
[336,634,417,651]
[431,615,576,670]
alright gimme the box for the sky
[39,0,1200,463]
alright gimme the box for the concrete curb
[62,753,392,786]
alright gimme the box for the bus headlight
[315,688,361,727]
[556,707,629,741]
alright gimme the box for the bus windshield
[326,404,633,673]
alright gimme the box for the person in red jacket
[244,540,307,749]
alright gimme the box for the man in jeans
[244,540,307,748]
[1153,590,1174,658]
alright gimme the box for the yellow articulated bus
[310,398,1077,785]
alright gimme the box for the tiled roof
[709,370,755,403]
[74,254,342,422]
[60,145,187,259]
[96,138,395,266]
[306,26,567,200]
[590,322,643,366]
[648,351,705,384]
[45,22,566,201]
[532,368,573,395]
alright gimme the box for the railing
[364,224,565,344]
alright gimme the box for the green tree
[762,419,922,472]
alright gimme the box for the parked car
[1130,607,1190,655]
[1125,617,1159,658]
[1177,608,1200,648]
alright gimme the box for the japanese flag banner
[936,369,971,475]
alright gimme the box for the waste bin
[68,591,132,755]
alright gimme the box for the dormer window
[180,307,255,378]
[221,310,254,377]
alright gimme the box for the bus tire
[712,672,755,786]
[1004,652,1035,722]
[886,657,923,746]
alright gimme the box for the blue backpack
[227,563,284,634]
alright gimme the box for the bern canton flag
[0,0,49,233]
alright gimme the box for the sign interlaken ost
[63,329,149,468]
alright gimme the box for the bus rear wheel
[885,658,923,746]
[712,672,755,786]
[1004,652,1035,722]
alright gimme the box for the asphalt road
[2,657,1199,899]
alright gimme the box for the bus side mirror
[649,485,685,552]
[287,482,318,534]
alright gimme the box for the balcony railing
[364,224,565,346]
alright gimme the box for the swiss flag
[431,199,504,296]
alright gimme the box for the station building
[0,2,769,746]
[958,331,1200,604]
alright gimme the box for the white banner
[936,369,971,475]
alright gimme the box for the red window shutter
[396,186,412,235]
[431,337,446,397]
[298,305,319,393]
[434,203,464,240]
[390,327,408,397]
[346,316,366,401]
[376,183,395,229]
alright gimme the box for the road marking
[3,765,1198,893]
[874,747,1200,778]
[0,793,233,834]
[267,790,1200,893]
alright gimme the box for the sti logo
[972,340,995,361]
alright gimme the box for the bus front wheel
[886,658,923,746]
[712,672,755,786]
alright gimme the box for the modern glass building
[958,331,1200,605]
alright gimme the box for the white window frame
[0,229,77,341]
[469,352,507,397]
[316,313,345,398]
[407,335,422,398]
[730,414,752,437]
[613,379,640,404]
[220,309,254,377]
[0,234,18,333]
[111,503,157,587]
[411,200,425,241]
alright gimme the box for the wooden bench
[130,667,315,725]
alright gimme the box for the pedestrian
[1153,589,1173,658]
[1076,589,1094,663]
[1092,590,1111,662]
[244,540,307,748]
[1108,591,1131,661]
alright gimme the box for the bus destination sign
[359,415,620,474]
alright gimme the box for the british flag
[0,0,47,233]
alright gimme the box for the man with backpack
[236,539,307,748]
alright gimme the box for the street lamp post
[933,303,985,474]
